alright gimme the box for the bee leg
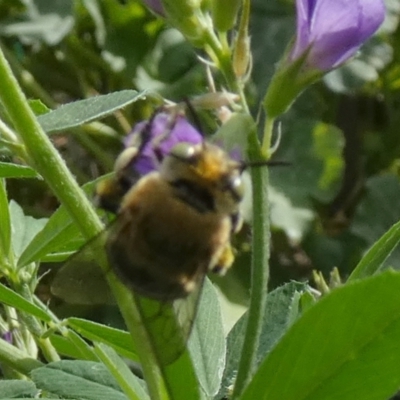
[211,242,235,276]
[230,212,243,234]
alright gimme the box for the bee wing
[51,231,115,305]
[133,272,204,366]
[52,215,205,366]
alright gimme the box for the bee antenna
[138,108,162,154]
[183,98,205,139]
[152,108,181,163]
[239,160,291,171]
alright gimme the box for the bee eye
[222,175,244,201]
[170,143,196,162]
[231,176,244,200]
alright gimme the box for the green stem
[0,178,10,262]
[0,118,19,144]
[232,129,270,399]
[37,337,61,362]
[0,46,168,400]
[262,116,275,156]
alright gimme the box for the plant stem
[232,129,270,399]
[262,116,275,155]
[0,179,10,262]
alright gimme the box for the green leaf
[67,318,138,361]
[94,343,149,400]
[65,329,99,361]
[17,176,106,268]
[0,380,38,398]
[28,99,51,116]
[241,270,400,400]
[188,279,226,397]
[0,162,40,179]
[255,282,305,363]
[50,334,91,360]
[267,118,344,242]
[125,290,201,399]
[9,201,47,260]
[146,278,225,400]
[38,90,149,133]
[162,351,200,400]
[154,31,197,84]
[213,112,254,155]
[39,251,74,263]
[350,174,400,271]
[270,119,344,207]
[49,329,100,362]
[17,207,83,268]
[218,282,307,399]
[31,360,128,400]
[0,179,11,259]
[0,282,51,323]
[349,218,400,281]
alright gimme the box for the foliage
[0,0,399,400]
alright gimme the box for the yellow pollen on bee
[195,152,223,181]
[218,245,235,273]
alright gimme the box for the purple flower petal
[126,113,203,175]
[290,0,386,70]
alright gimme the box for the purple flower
[1,331,12,344]
[289,0,386,70]
[125,112,203,175]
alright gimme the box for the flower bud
[190,92,239,110]
[211,0,242,32]
[161,0,206,44]
[233,32,251,78]
[232,0,251,78]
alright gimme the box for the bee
[51,107,279,364]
